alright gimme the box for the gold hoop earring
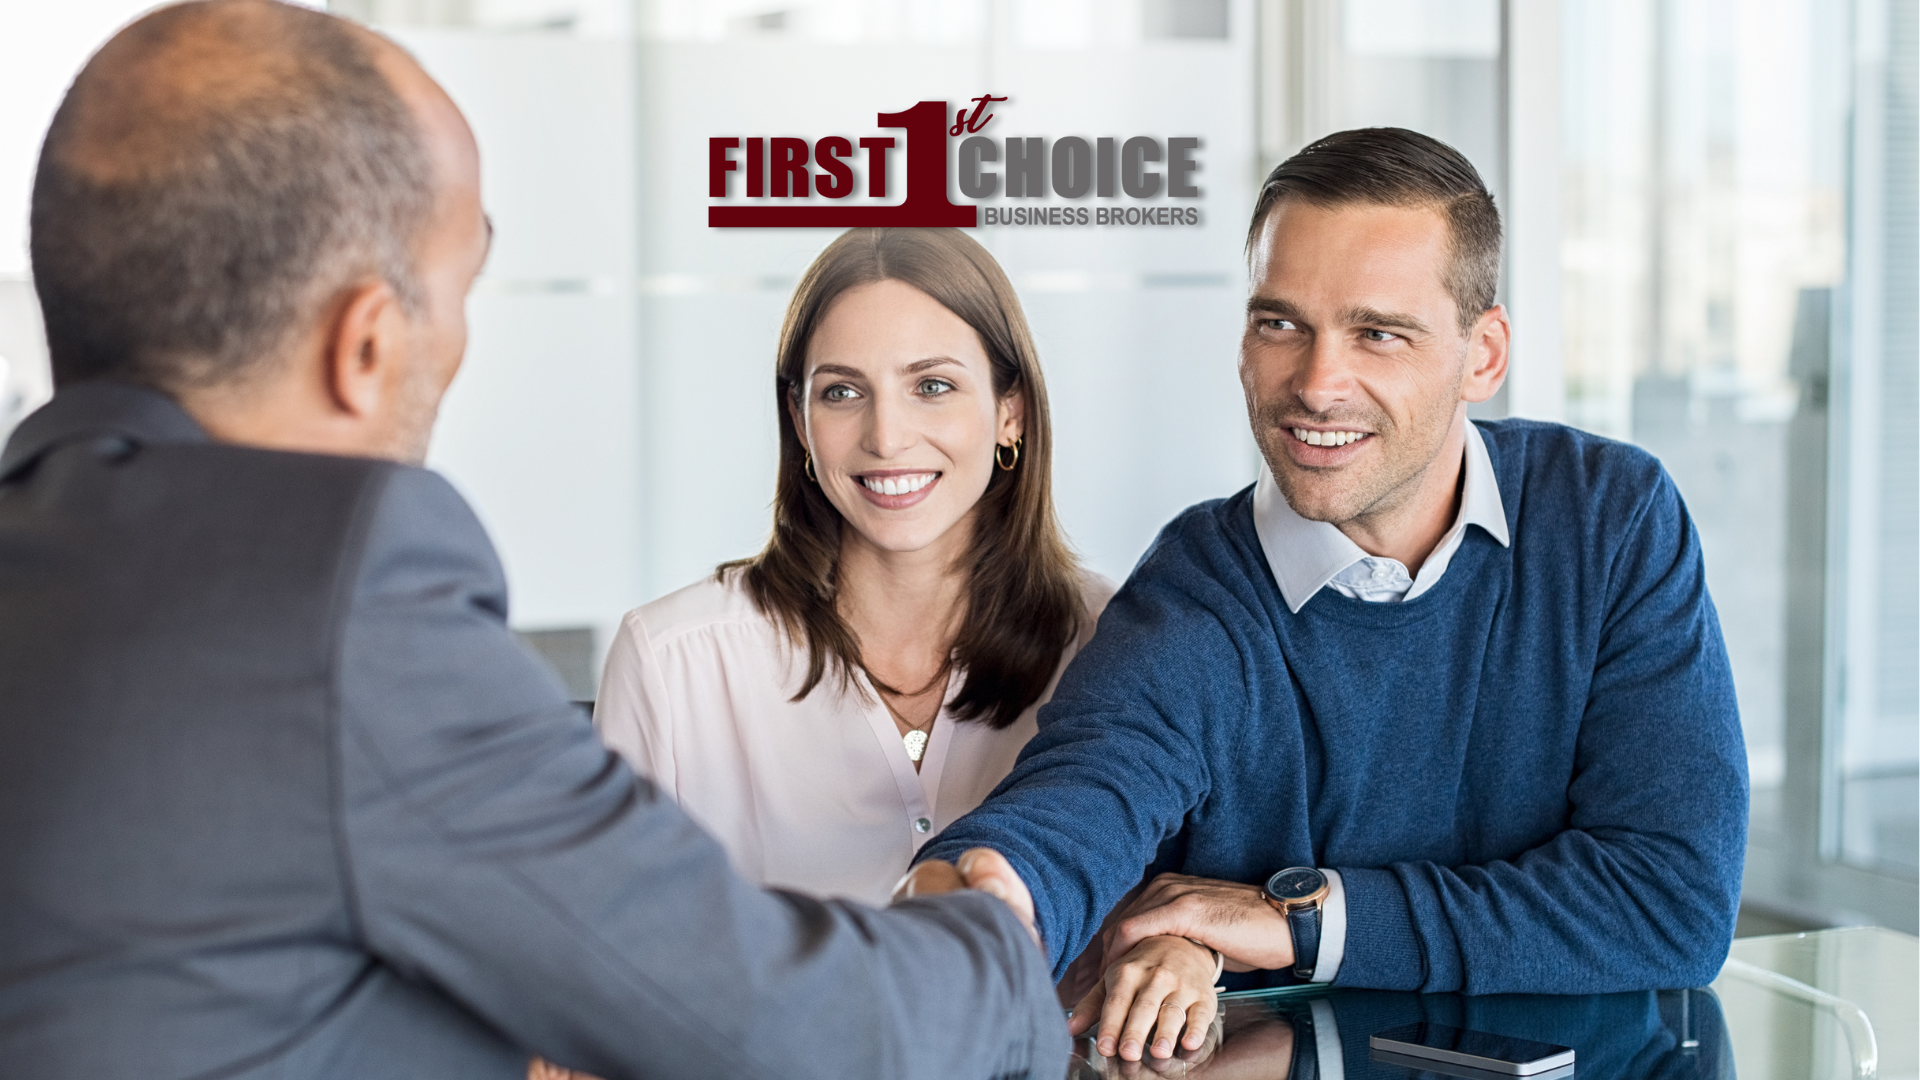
[804,453,817,482]
[995,438,1021,471]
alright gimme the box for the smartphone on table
[1369,1021,1575,1078]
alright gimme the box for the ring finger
[1148,997,1193,1059]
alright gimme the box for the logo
[708,97,1203,229]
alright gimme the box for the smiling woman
[592,227,1112,906]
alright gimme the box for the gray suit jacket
[0,382,1066,1080]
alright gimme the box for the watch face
[1266,866,1327,902]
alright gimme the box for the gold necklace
[873,660,950,764]
[884,699,936,763]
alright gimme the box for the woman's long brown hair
[719,228,1082,729]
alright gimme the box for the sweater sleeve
[919,517,1254,976]
[1335,468,1749,993]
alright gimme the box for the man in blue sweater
[907,128,1748,1063]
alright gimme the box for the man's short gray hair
[30,0,433,391]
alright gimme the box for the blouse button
[913,817,932,834]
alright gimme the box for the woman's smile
[854,469,941,509]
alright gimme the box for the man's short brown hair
[1247,128,1501,333]
[29,0,432,391]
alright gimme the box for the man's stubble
[1251,349,1467,529]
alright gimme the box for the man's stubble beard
[1252,371,1465,529]
[1255,405,1396,526]
[387,353,445,466]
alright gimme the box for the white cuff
[1310,997,1346,1077]
[1308,868,1346,984]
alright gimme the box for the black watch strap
[1286,1012,1318,1080]
[1287,904,1321,980]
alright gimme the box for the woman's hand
[1069,934,1220,1062]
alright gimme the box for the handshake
[893,847,1039,938]
[898,853,1296,1064]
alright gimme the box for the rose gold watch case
[1263,870,1330,914]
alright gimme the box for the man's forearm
[919,718,1207,974]
[1331,825,1742,994]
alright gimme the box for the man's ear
[322,281,401,419]
[1461,304,1511,405]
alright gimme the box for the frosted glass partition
[631,6,1260,598]
[355,0,1264,677]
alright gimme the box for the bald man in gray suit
[0,3,1062,1077]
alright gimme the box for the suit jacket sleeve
[332,467,1067,1080]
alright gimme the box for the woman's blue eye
[919,379,954,396]
[823,384,858,401]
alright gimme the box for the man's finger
[1107,904,1190,965]
[891,860,963,901]
[1103,885,1184,959]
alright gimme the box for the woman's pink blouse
[593,571,1114,906]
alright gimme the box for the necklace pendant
[902,729,929,763]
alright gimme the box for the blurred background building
[1,0,1912,932]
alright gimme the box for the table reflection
[1068,987,1731,1080]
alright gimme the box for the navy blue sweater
[922,420,1748,994]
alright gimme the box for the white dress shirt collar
[1252,420,1510,614]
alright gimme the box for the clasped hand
[892,847,1041,944]
[1068,873,1295,1062]
[897,860,1296,1065]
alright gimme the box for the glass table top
[1716,927,1917,1080]
[1066,928,1917,1080]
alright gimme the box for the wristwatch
[1263,867,1329,980]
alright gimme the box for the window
[1266,0,1916,927]
[1555,0,1916,922]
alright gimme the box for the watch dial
[1268,867,1325,901]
